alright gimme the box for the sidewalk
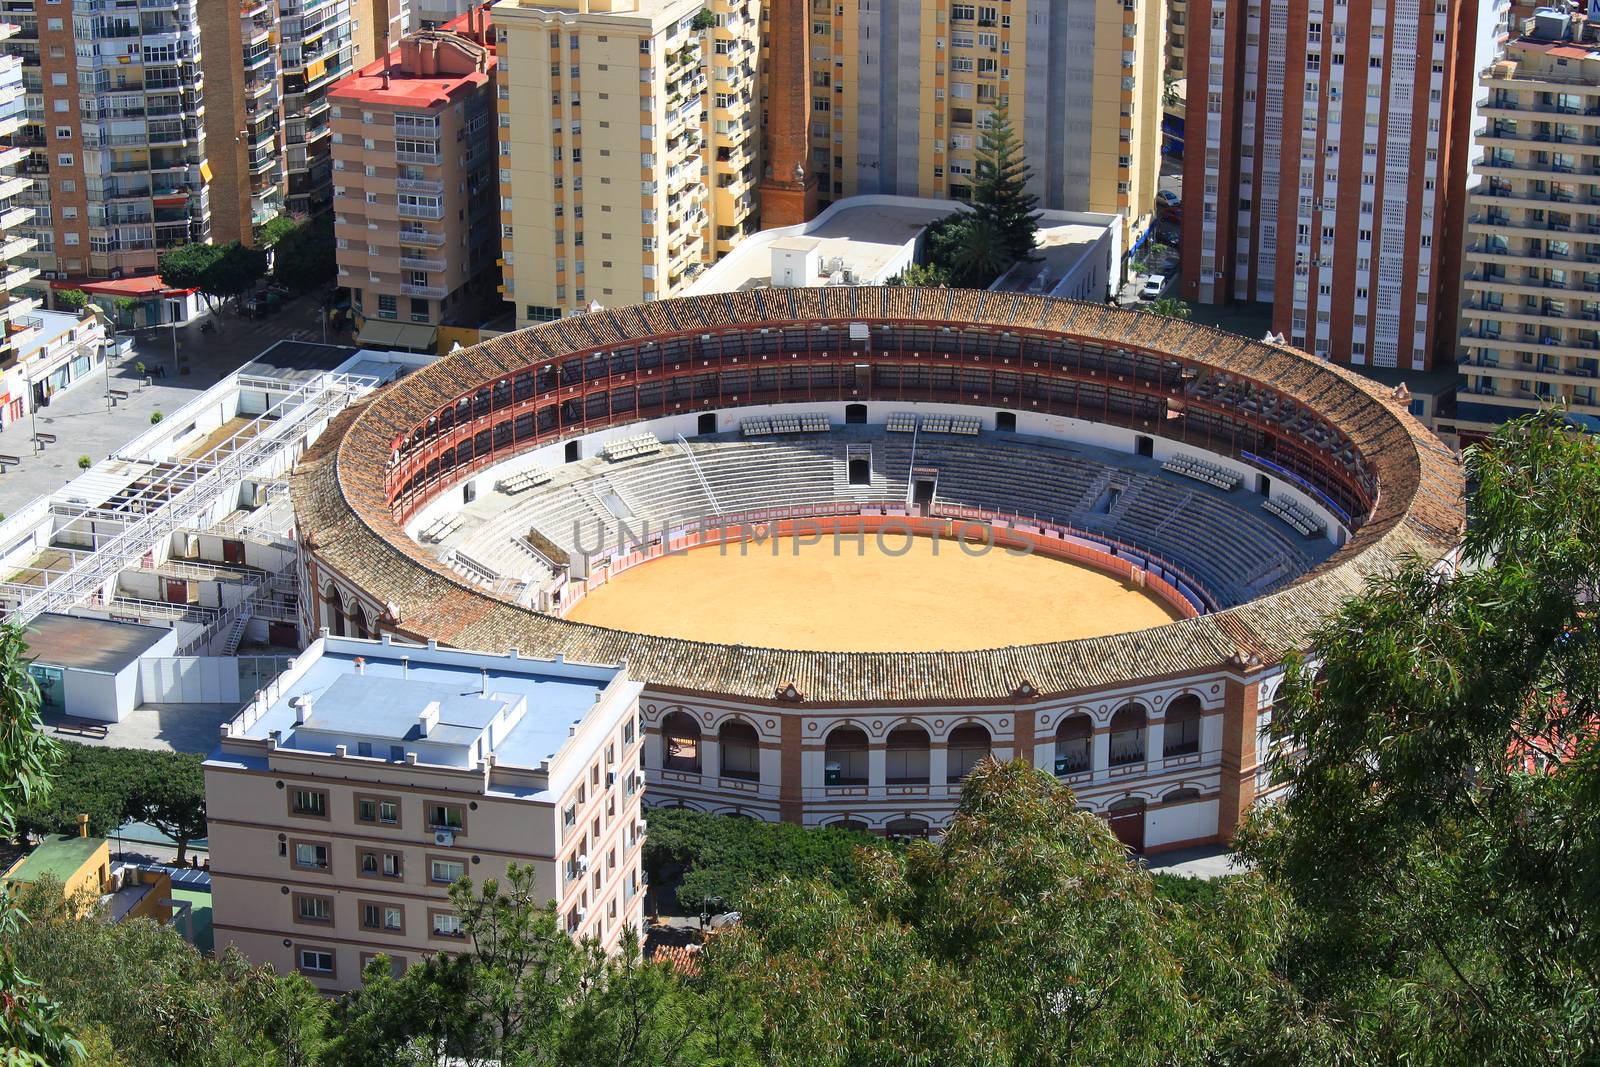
[0,293,337,516]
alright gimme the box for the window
[946,724,992,782]
[358,850,403,879]
[295,894,332,924]
[718,720,759,781]
[298,949,334,975]
[293,842,329,870]
[291,789,328,818]
[431,911,465,938]
[427,803,464,831]
[1163,696,1203,757]
[355,795,400,826]
[430,858,466,884]
[662,711,701,773]
[361,902,404,932]
[823,726,867,786]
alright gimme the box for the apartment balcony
[398,227,445,246]
[0,203,29,229]
[396,177,443,195]
[395,148,442,166]
[1461,331,1600,360]
[397,202,444,220]
[0,263,36,289]
[1460,303,1594,328]
[400,282,446,298]
[398,254,445,271]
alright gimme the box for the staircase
[221,613,249,657]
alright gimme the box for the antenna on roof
[381,30,393,88]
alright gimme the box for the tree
[159,243,226,309]
[886,262,952,288]
[270,216,338,295]
[702,759,1269,1065]
[971,105,1041,264]
[644,807,887,915]
[53,289,88,313]
[201,241,269,309]
[129,751,207,864]
[948,215,1012,290]
[258,215,298,249]
[0,623,84,1066]
[1238,411,1600,1062]
[1147,297,1191,319]
[8,879,330,1066]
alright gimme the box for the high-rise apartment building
[759,0,1165,238]
[207,635,648,992]
[2,0,210,290]
[199,0,287,246]
[1180,0,1499,369]
[1457,19,1600,438]
[495,0,761,326]
[281,0,359,216]
[331,8,499,344]
[0,18,46,423]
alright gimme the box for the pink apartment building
[330,7,500,352]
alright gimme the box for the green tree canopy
[53,289,88,313]
[158,243,225,304]
[270,216,338,295]
[128,751,206,863]
[1239,411,1600,1062]
[970,104,1041,264]
[258,215,298,249]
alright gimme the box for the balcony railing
[397,228,445,246]
[397,203,443,220]
[400,282,446,298]
[398,255,445,272]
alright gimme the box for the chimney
[480,667,488,694]
[417,700,441,737]
[400,654,410,678]
[292,694,314,725]
[381,32,393,88]
[354,656,366,675]
[76,813,89,838]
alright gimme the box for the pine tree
[972,105,1041,264]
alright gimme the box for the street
[0,293,338,516]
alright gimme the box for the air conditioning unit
[576,907,588,921]
[577,856,590,874]
[433,829,455,847]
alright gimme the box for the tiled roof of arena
[293,288,1465,704]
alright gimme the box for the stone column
[1145,719,1166,766]
[1217,675,1261,839]
[778,715,804,824]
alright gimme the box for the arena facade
[291,287,1465,853]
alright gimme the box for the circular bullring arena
[293,287,1465,853]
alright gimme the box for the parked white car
[1140,275,1169,300]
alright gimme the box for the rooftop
[991,218,1119,295]
[3,834,104,886]
[234,645,618,771]
[14,309,92,364]
[330,12,496,109]
[239,340,362,385]
[687,196,951,294]
[25,613,173,673]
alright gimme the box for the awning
[356,319,437,352]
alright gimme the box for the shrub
[76,455,91,470]
[149,411,163,424]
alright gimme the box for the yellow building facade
[773,0,1163,242]
[494,0,761,326]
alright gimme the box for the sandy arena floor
[565,532,1181,652]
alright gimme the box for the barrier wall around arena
[557,510,1205,623]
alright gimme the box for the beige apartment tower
[206,636,649,992]
[331,8,500,344]
[760,0,1164,238]
[494,0,761,325]
[1458,19,1600,438]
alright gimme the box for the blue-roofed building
[204,633,647,992]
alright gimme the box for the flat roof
[689,200,948,293]
[240,341,360,384]
[991,220,1116,294]
[3,834,103,884]
[25,613,171,673]
[239,648,613,769]
[14,309,87,363]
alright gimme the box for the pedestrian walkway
[0,292,340,516]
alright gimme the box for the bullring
[292,287,1464,851]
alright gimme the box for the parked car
[1140,275,1170,301]
[1156,189,1181,209]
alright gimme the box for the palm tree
[1147,297,1192,320]
[950,217,1012,288]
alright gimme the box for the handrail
[5,372,378,627]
